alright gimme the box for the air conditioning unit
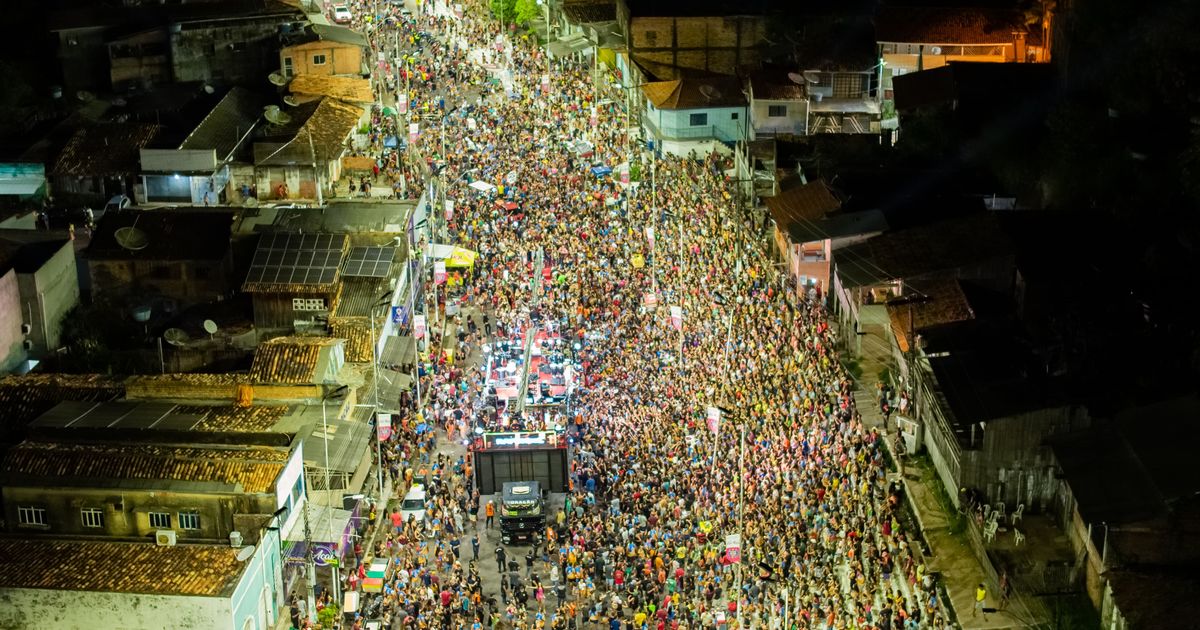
[22,340,33,351]
[229,531,243,548]
[156,530,177,546]
[21,323,31,335]
[930,46,943,55]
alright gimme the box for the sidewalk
[851,357,1039,629]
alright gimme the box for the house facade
[279,24,369,78]
[748,73,807,137]
[243,232,350,334]
[252,98,364,201]
[641,77,748,155]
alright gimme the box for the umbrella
[384,135,399,148]
[382,106,397,116]
[416,423,431,434]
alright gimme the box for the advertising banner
[377,413,392,442]
[670,305,682,331]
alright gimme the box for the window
[149,512,171,529]
[18,506,47,527]
[178,511,201,530]
[688,113,708,126]
[731,112,739,120]
[283,57,294,77]
[81,508,104,528]
[293,298,327,312]
[768,105,787,117]
[813,73,832,87]
[312,54,327,65]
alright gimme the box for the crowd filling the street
[316,0,956,628]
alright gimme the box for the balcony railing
[643,114,746,144]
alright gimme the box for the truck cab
[500,481,545,544]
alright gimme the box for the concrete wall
[89,257,232,309]
[646,104,747,143]
[0,587,231,630]
[0,270,24,372]
[108,28,171,90]
[627,15,766,76]
[171,19,295,86]
[17,239,79,354]
[281,41,363,77]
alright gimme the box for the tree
[514,0,540,26]
[490,0,517,24]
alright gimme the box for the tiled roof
[885,276,975,353]
[874,6,1031,46]
[125,373,245,400]
[330,317,373,363]
[867,212,1012,280]
[290,75,374,104]
[253,98,363,166]
[51,123,160,176]
[249,336,340,384]
[1106,569,1200,630]
[179,87,265,159]
[0,374,123,442]
[86,208,235,261]
[283,23,369,48]
[767,179,842,227]
[642,76,747,110]
[2,441,288,493]
[0,540,244,596]
[561,1,616,24]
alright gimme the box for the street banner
[670,305,682,331]
[408,122,419,143]
[434,260,446,284]
[377,413,393,441]
[643,292,657,307]
[398,93,408,114]
[414,314,427,339]
[467,117,477,130]
[620,167,629,185]
[645,226,655,247]
[541,74,550,94]
[725,533,741,563]
[391,305,406,324]
[707,406,720,436]
[444,198,454,221]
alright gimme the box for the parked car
[332,4,353,23]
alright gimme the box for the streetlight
[716,404,747,629]
[319,384,349,605]
[369,292,393,496]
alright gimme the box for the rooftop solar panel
[244,232,346,288]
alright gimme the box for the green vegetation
[490,0,539,25]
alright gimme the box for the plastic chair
[1011,503,1025,526]
[994,502,1007,523]
[983,521,998,543]
[1014,529,1026,546]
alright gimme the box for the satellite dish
[268,72,288,86]
[283,95,299,107]
[203,320,219,336]
[76,90,95,103]
[263,105,292,126]
[698,85,721,102]
[131,305,152,323]
[930,46,943,55]
[202,84,215,94]
[244,196,259,208]
[786,72,806,85]
[111,97,128,107]
[163,328,190,347]
[235,546,256,561]
[114,217,149,251]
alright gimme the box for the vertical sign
[541,74,550,94]
[414,314,427,339]
[645,226,655,247]
[434,260,447,284]
[670,305,682,331]
[398,93,408,114]
[706,406,721,435]
[377,413,393,442]
[444,198,454,221]
[408,122,419,143]
[725,534,742,563]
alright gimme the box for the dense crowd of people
[325,0,954,628]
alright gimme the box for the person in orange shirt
[485,500,495,528]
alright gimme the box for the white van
[399,484,427,525]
